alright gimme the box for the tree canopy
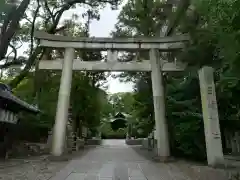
[0,0,122,141]
[109,0,240,160]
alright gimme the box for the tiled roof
[0,83,40,113]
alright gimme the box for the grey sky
[88,3,133,94]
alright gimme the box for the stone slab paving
[49,140,235,180]
[0,140,238,180]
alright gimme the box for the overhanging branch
[9,0,121,88]
[8,44,17,62]
[30,0,40,56]
[0,0,31,60]
[161,0,190,36]
[0,58,25,69]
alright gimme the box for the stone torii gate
[34,31,224,167]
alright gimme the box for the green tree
[1,0,123,142]
[111,0,235,160]
[0,0,121,88]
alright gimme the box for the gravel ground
[0,157,68,180]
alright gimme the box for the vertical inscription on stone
[206,82,220,138]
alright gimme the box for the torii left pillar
[52,48,74,156]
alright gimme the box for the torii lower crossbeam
[39,59,186,72]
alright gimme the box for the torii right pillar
[198,66,224,167]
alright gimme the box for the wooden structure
[0,83,39,121]
[0,83,40,158]
[111,112,128,121]
[110,112,127,131]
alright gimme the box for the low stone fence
[7,142,48,158]
[85,139,102,145]
[76,139,85,150]
[125,138,143,145]
[141,138,157,151]
[7,139,85,159]
[5,138,101,159]
[142,138,149,149]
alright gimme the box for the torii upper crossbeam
[34,31,189,50]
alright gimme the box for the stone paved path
[50,140,233,180]
[0,140,237,180]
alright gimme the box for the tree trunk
[0,0,30,60]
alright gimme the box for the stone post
[96,128,102,139]
[198,66,224,166]
[46,130,53,152]
[126,123,131,139]
[150,49,170,160]
[52,48,74,156]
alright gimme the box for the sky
[87,3,134,94]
